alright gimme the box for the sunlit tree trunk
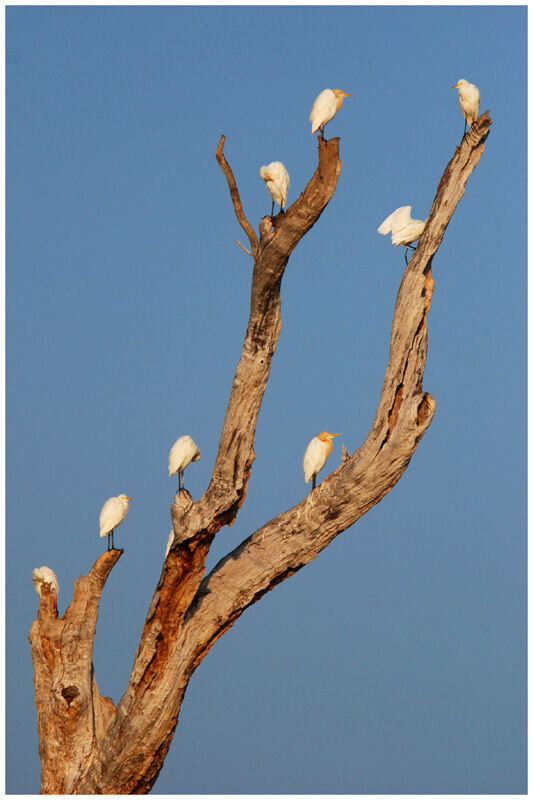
[29,112,491,794]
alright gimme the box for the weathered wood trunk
[29,113,491,793]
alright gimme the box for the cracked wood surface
[30,113,491,794]
[28,550,122,794]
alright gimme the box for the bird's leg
[111,529,115,550]
[312,475,316,490]
[107,533,110,551]
[404,244,416,265]
[270,199,274,217]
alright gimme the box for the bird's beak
[126,496,133,501]
[451,83,459,88]
[330,433,340,438]
[263,174,273,181]
[342,91,353,97]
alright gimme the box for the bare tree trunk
[29,113,491,794]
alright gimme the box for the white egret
[32,566,59,596]
[451,79,480,135]
[303,431,340,490]
[310,88,352,138]
[377,206,426,264]
[169,435,201,492]
[99,494,132,550]
[259,161,289,216]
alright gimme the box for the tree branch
[171,111,493,725]
[235,238,253,256]
[69,133,344,794]
[216,134,259,256]
[28,550,122,794]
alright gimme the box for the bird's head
[451,79,466,89]
[259,166,272,182]
[333,88,353,103]
[118,494,132,503]
[317,431,340,442]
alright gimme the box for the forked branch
[60,134,344,794]
[29,550,122,794]
[176,110,493,694]
[216,134,259,256]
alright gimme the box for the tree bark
[29,113,491,793]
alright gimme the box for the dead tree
[29,112,491,794]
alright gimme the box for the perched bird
[377,206,427,264]
[259,161,289,216]
[32,566,59,596]
[169,435,201,492]
[310,88,352,138]
[451,79,480,135]
[99,494,132,550]
[303,431,340,490]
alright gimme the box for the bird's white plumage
[259,161,289,211]
[99,494,131,538]
[303,431,339,484]
[303,437,328,483]
[310,88,352,134]
[32,566,59,596]
[168,435,201,477]
[452,79,480,126]
[377,206,426,246]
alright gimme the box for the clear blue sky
[7,5,526,794]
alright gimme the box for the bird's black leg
[404,244,416,265]
[312,475,316,490]
[111,529,115,550]
[271,199,274,217]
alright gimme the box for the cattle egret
[32,566,59,596]
[451,79,480,135]
[169,435,201,492]
[377,206,427,264]
[259,161,289,216]
[303,431,340,490]
[99,494,132,550]
[310,88,352,138]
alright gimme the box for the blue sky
[6,5,526,794]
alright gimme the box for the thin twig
[235,238,253,257]
[216,135,259,256]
